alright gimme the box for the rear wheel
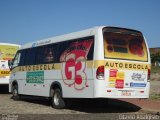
[51,88,65,109]
[12,85,21,100]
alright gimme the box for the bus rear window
[103,27,148,62]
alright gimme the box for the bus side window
[36,47,44,64]
[25,48,36,65]
[87,39,94,60]
[74,38,94,60]
[58,41,70,62]
[59,37,94,62]
[19,50,26,66]
[51,43,59,63]
[43,45,56,63]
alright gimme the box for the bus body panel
[93,60,150,98]
[9,62,94,98]
[93,27,151,98]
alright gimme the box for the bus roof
[21,26,105,50]
[20,26,143,50]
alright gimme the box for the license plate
[121,91,131,96]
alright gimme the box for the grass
[151,65,160,81]
[151,65,160,74]
[150,65,160,100]
[150,93,160,100]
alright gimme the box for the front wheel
[12,85,21,100]
[51,88,65,109]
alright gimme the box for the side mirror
[8,60,13,70]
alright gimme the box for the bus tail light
[140,90,144,93]
[147,69,150,81]
[96,66,104,80]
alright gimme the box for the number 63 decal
[61,53,87,90]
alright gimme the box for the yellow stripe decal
[12,60,150,72]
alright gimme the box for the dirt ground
[0,73,159,114]
[150,73,160,99]
[0,93,143,114]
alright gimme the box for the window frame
[16,36,94,66]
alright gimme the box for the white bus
[9,26,151,109]
[0,43,20,85]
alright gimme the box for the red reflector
[148,69,150,80]
[140,91,144,93]
[107,90,111,92]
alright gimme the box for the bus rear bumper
[94,89,149,99]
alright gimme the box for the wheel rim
[54,93,60,106]
[13,88,18,97]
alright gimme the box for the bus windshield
[103,27,148,62]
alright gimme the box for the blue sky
[0,0,159,48]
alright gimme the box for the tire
[95,98,109,107]
[51,88,65,109]
[12,85,21,100]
